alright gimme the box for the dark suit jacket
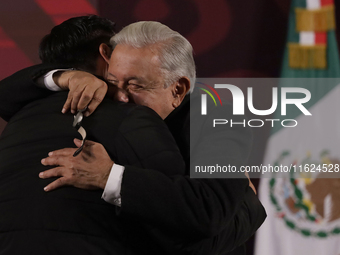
[121,93,266,255]
[0,64,266,255]
[0,91,185,254]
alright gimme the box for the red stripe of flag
[315,32,327,45]
[321,0,334,6]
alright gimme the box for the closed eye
[127,83,144,90]
[107,79,118,83]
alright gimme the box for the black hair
[39,15,115,72]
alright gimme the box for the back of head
[39,15,115,73]
[111,21,196,92]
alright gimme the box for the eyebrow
[108,72,146,84]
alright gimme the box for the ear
[99,43,112,63]
[172,77,191,108]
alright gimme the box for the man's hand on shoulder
[53,70,130,116]
[54,70,108,116]
[39,139,113,191]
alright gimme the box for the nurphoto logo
[199,83,312,128]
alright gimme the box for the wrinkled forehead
[112,43,161,62]
[107,44,163,81]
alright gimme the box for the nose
[116,81,125,89]
[116,89,130,103]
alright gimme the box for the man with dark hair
[0,19,265,254]
[0,16,186,254]
[39,15,115,74]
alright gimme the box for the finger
[41,157,60,167]
[62,93,73,114]
[41,153,74,167]
[84,91,106,117]
[85,98,102,117]
[43,177,69,192]
[47,148,77,157]
[63,99,73,114]
[73,138,94,148]
[73,138,83,148]
[39,167,64,179]
[70,88,85,114]
[68,89,78,114]
[77,88,97,112]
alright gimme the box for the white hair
[110,21,196,93]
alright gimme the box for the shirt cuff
[102,164,125,207]
[36,69,71,91]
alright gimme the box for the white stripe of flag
[306,0,321,9]
[299,32,315,45]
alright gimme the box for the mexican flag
[255,0,340,254]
